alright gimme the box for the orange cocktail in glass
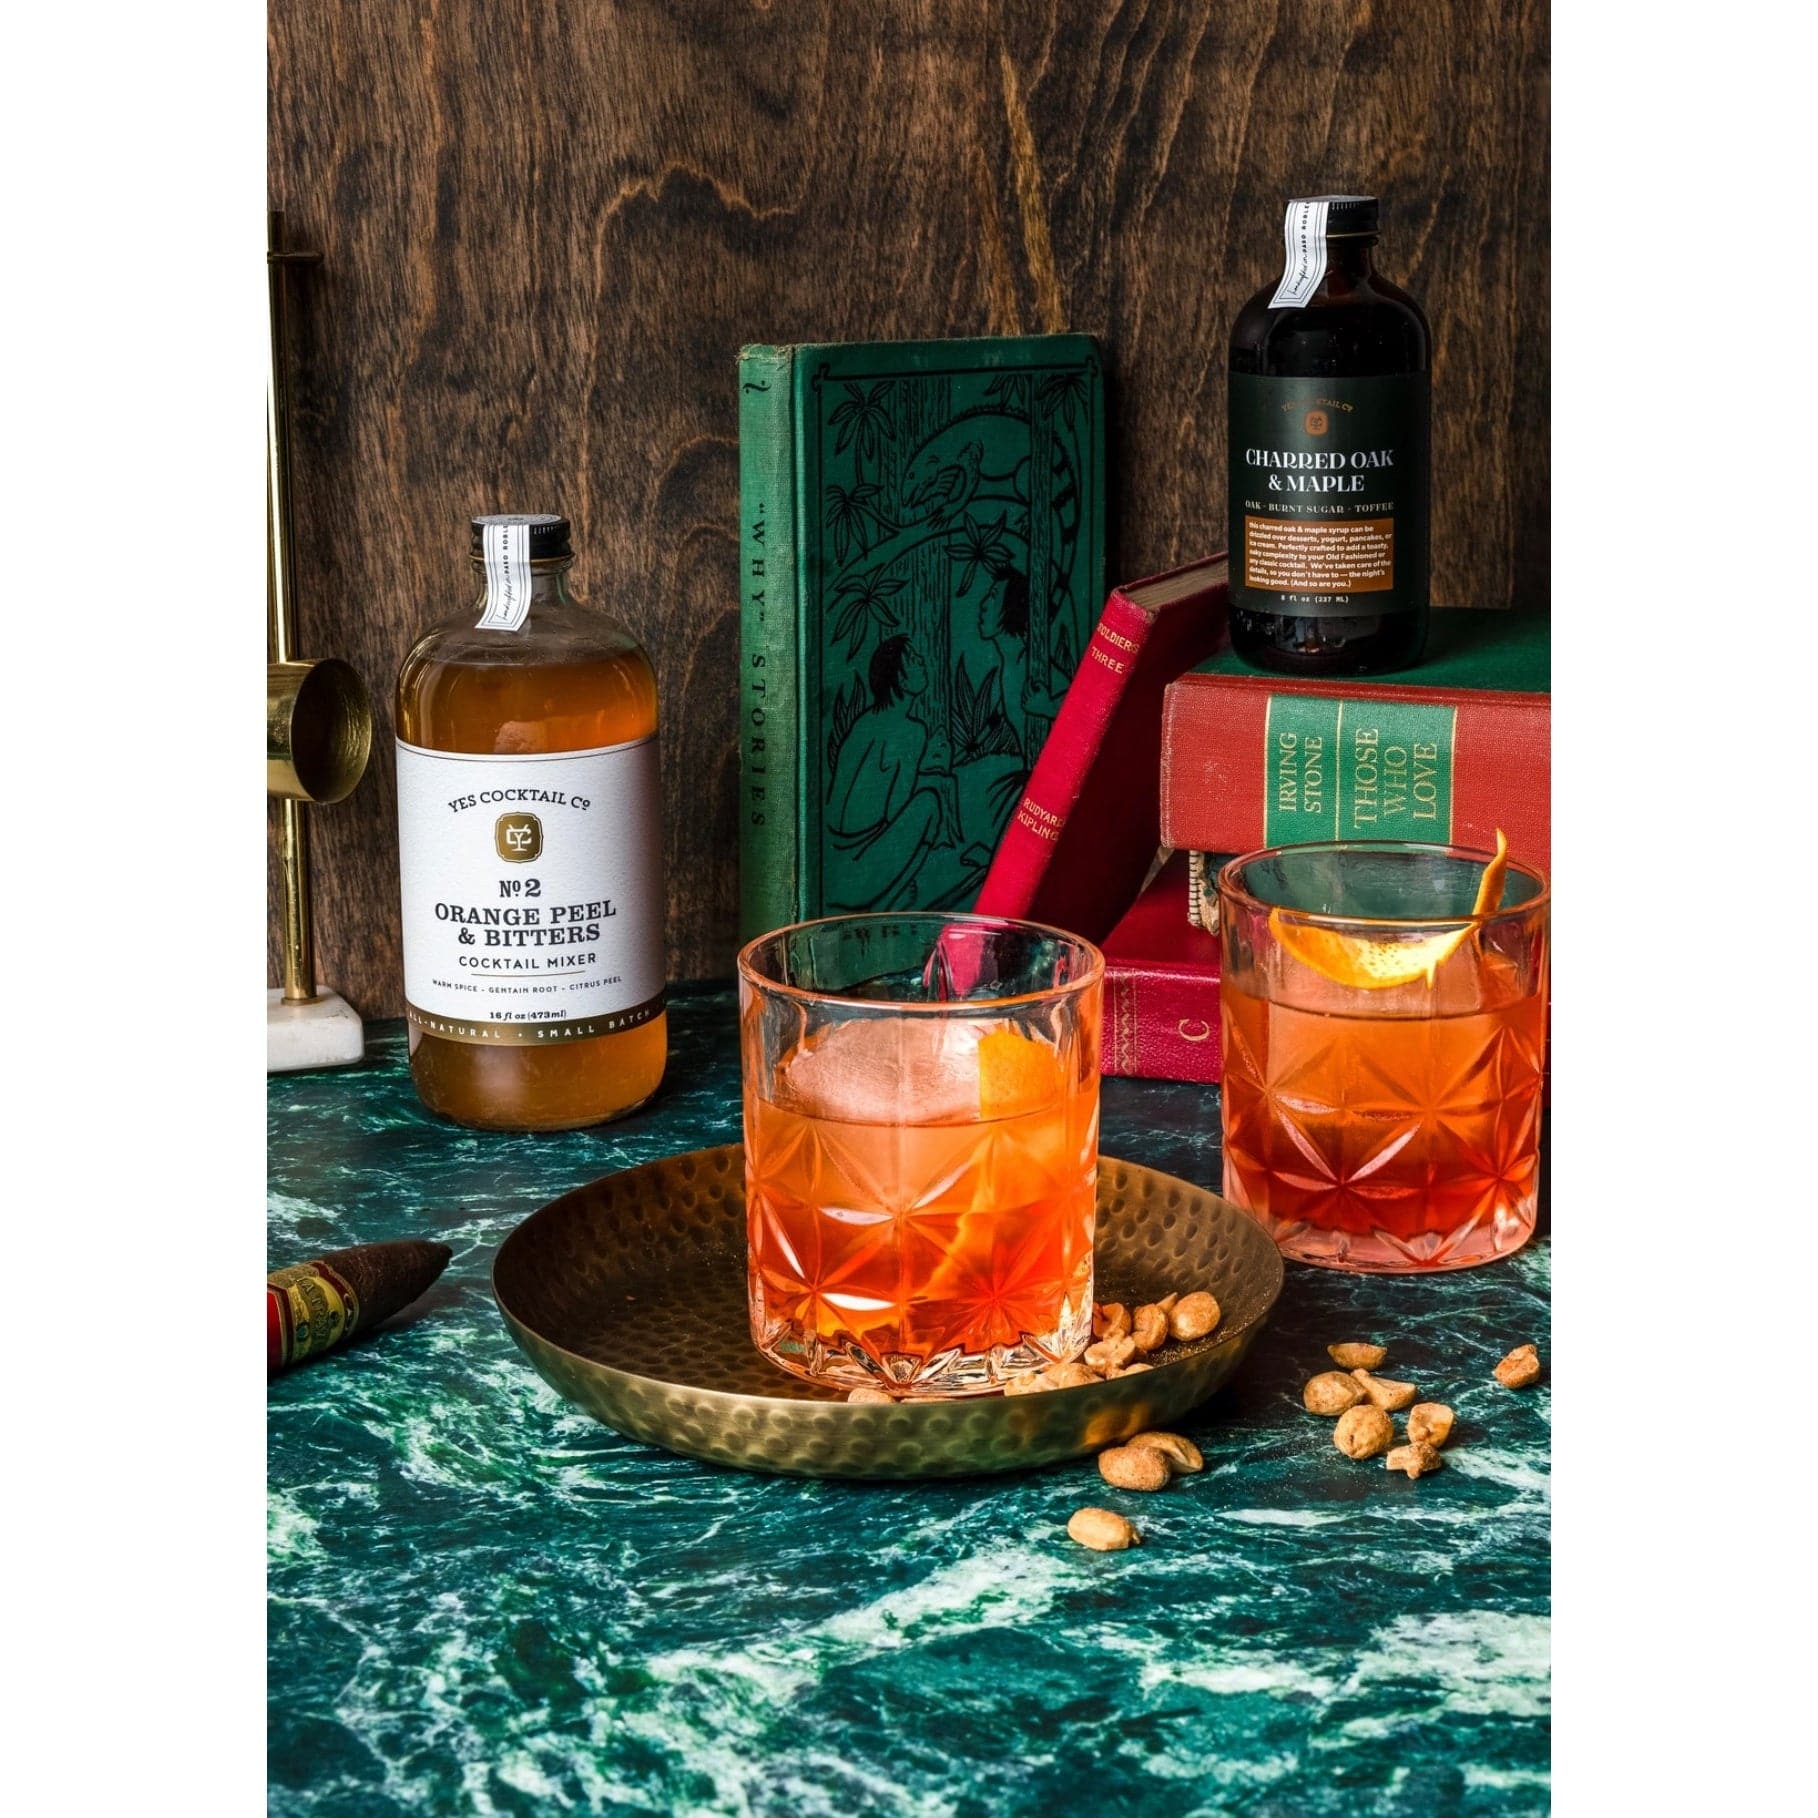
[738,914,1102,1395]
[1218,840,1548,1272]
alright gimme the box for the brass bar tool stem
[267,209,316,668]
[268,210,325,1003]
[278,797,317,1004]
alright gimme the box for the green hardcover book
[738,335,1107,937]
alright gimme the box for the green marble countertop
[269,984,1549,1816]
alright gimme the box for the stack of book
[736,333,1550,1085]
[983,600,1550,1082]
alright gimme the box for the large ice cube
[779,1015,998,1125]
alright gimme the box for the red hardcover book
[975,556,1228,942]
[1100,853,1223,1084]
[1160,610,1550,867]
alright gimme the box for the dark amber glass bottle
[1227,195,1431,675]
[395,514,667,1130]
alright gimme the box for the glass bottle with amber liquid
[395,514,666,1129]
[1228,194,1431,675]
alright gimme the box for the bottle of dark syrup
[1227,195,1431,675]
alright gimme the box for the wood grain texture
[269,0,1548,1013]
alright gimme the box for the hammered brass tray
[493,1145,1283,1480]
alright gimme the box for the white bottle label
[1269,198,1331,309]
[474,520,532,632]
[395,736,665,1045]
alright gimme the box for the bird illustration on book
[901,439,984,527]
[801,349,1100,915]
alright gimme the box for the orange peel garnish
[1468,827,1511,919]
[977,1027,1065,1118]
[1270,830,1511,990]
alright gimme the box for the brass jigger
[268,210,373,1061]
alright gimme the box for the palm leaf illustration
[1037,369,1089,430]
[942,511,1012,598]
[985,371,1032,411]
[950,656,1020,763]
[828,381,896,474]
[824,482,888,565]
[830,564,907,659]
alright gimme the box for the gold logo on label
[1304,409,1329,435]
[496,813,543,862]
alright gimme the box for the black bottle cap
[1294,194,1379,237]
[469,513,572,559]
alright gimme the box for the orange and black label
[1229,373,1428,620]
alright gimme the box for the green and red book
[738,335,1107,937]
[973,556,1228,942]
[1160,609,1550,874]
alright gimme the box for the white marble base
[267,988,366,1073]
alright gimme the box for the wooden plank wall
[269,0,1549,1012]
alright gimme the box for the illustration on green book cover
[740,336,1106,932]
